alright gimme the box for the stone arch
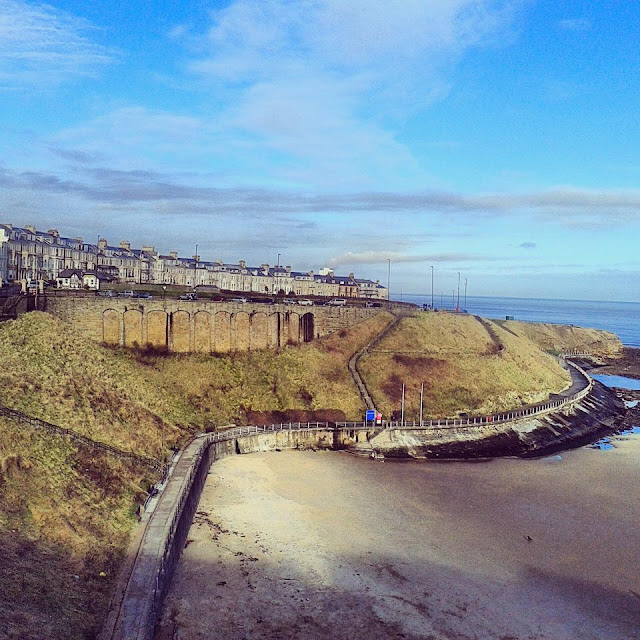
[234,311,250,351]
[287,312,300,344]
[250,312,268,350]
[103,309,120,345]
[123,309,143,348]
[214,312,231,353]
[194,311,212,353]
[301,312,315,343]
[146,310,168,350]
[268,312,281,348]
[171,310,191,353]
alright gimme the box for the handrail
[335,360,592,433]
[0,405,165,471]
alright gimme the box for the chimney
[119,240,131,251]
[215,258,223,265]
[25,225,36,233]
[169,251,178,259]
[47,228,59,238]
[238,260,246,268]
[308,270,314,277]
[193,254,200,262]
[75,237,83,243]
[348,272,355,280]
[98,238,107,250]
[285,265,291,274]
[142,245,155,254]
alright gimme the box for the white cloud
[0,0,115,89]
[180,0,518,190]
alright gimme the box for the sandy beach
[157,436,640,640]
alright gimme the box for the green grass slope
[359,312,572,419]
[499,320,622,357]
[0,418,155,640]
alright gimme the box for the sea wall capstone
[43,296,380,353]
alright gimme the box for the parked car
[98,289,117,297]
[229,297,247,303]
[326,299,347,306]
[179,293,198,301]
[133,291,152,299]
[297,299,313,306]
[120,290,134,297]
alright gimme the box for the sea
[400,294,640,347]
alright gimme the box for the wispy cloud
[328,250,508,267]
[174,0,519,189]
[3,162,640,226]
[0,0,115,89]
[519,241,536,249]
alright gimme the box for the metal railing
[0,404,165,471]
[336,361,592,433]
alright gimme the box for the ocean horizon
[398,293,639,348]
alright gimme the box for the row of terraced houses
[0,224,388,299]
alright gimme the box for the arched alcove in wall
[103,309,120,345]
[171,310,191,353]
[123,309,143,348]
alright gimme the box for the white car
[297,299,313,305]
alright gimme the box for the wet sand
[157,435,640,640]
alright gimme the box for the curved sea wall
[105,371,625,640]
[364,381,623,459]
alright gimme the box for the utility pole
[400,383,405,426]
[276,253,281,296]
[464,277,468,311]
[457,272,461,312]
[440,291,444,308]
[419,382,424,426]
[387,258,391,308]
[95,235,100,292]
[430,265,434,310]
[452,290,455,309]
[194,243,198,290]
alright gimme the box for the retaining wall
[44,296,379,353]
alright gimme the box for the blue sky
[1,0,639,301]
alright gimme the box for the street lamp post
[457,272,461,312]
[464,278,468,311]
[452,290,455,310]
[387,258,391,308]
[430,265,434,310]
[194,244,198,290]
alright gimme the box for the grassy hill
[0,308,619,636]
[0,417,155,640]
[498,319,622,357]
[358,312,573,419]
[0,310,392,637]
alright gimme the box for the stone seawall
[364,381,623,459]
[105,426,346,640]
[43,296,379,353]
